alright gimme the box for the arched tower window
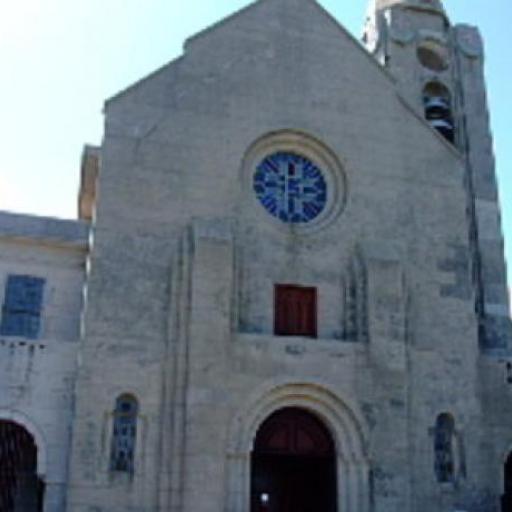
[434,413,456,483]
[110,394,138,474]
[423,82,455,144]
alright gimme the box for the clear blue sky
[0,0,510,286]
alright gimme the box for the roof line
[0,233,89,252]
[105,56,184,108]
[185,0,398,87]
[106,0,399,107]
[395,92,464,160]
[0,211,90,251]
[183,0,269,49]
[309,0,398,85]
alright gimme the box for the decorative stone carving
[456,26,483,59]
[387,10,415,45]
[363,20,380,53]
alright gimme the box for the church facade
[1,0,511,511]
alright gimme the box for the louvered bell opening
[429,118,455,143]
[424,96,451,118]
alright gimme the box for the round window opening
[253,152,328,224]
[417,42,449,72]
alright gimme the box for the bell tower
[363,0,453,141]
[363,0,511,350]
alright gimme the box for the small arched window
[110,394,138,474]
[423,82,455,144]
[434,413,456,483]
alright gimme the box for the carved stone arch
[0,409,47,478]
[225,380,370,512]
[422,80,452,102]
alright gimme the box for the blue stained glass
[253,152,327,223]
[110,395,138,474]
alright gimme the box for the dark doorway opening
[251,407,337,512]
[0,421,45,512]
[503,453,512,512]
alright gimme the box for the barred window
[0,275,45,339]
[434,413,455,483]
[110,395,138,474]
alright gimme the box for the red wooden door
[251,408,337,512]
[274,285,317,338]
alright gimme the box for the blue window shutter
[23,277,45,314]
[4,276,26,310]
[1,275,45,338]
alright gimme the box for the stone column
[362,241,410,512]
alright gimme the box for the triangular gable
[107,0,396,106]
[184,0,397,85]
[105,0,461,160]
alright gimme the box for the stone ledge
[236,332,365,358]
[0,211,90,249]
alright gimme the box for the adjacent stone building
[1,0,511,511]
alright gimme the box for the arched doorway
[503,453,512,512]
[250,407,337,512]
[0,421,45,512]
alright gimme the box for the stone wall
[0,212,88,512]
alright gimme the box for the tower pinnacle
[370,0,445,15]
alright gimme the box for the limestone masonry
[0,0,511,511]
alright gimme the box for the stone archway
[225,381,370,512]
[0,420,45,512]
[251,407,337,512]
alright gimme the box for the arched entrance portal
[0,421,45,512]
[503,453,512,512]
[251,407,337,512]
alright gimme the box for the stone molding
[240,130,348,235]
[225,380,370,512]
[0,408,47,477]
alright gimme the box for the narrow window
[274,284,317,338]
[423,81,455,144]
[502,453,512,512]
[0,275,45,339]
[434,413,455,483]
[110,395,138,474]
